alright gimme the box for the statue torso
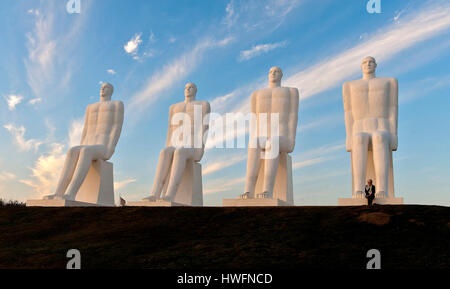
[82,101,123,147]
[254,86,295,138]
[347,77,393,133]
[168,100,209,149]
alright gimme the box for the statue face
[361,57,377,75]
[269,67,283,83]
[100,83,114,100]
[185,83,197,99]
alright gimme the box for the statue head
[100,82,114,101]
[185,82,197,100]
[269,66,283,84]
[361,56,377,75]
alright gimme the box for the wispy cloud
[3,124,42,152]
[239,41,288,61]
[204,176,245,195]
[0,171,16,182]
[203,153,247,176]
[24,1,89,100]
[284,2,450,100]
[5,94,23,110]
[107,69,116,75]
[127,37,233,120]
[28,97,42,105]
[114,178,137,192]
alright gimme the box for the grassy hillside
[0,205,448,269]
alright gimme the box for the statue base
[338,197,403,206]
[26,199,104,207]
[222,198,291,207]
[127,200,186,207]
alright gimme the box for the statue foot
[162,196,173,202]
[353,191,364,199]
[256,191,273,199]
[239,192,251,199]
[142,196,157,202]
[375,191,386,198]
[61,194,75,201]
[43,194,57,200]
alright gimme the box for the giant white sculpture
[223,67,299,206]
[128,83,210,207]
[338,57,403,205]
[27,83,124,207]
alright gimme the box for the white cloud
[107,69,116,75]
[292,157,330,170]
[68,118,83,147]
[19,118,83,198]
[28,97,42,105]
[5,94,24,110]
[3,124,42,152]
[19,143,65,197]
[239,41,288,61]
[124,33,143,55]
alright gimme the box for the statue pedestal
[223,198,291,207]
[26,199,101,207]
[127,200,186,207]
[26,160,115,207]
[338,197,403,206]
[222,153,294,207]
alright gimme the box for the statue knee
[372,131,389,145]
[353,133,368,145]
[67,146,81,156]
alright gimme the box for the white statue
[44,83,124,201]
[143,83,210,203]
[343,56,398,199]
[241,67,299,200]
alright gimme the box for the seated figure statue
[343,56,398,199]
[44,82,124,202]
[143,83,210,203]
[240,67,299,201]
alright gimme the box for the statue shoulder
[111,100,124,110]
[343,79,359,88]
[287,87,299,97]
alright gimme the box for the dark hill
[0,205,448,269]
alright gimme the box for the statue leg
[261,151,280,198]
[145,147,175,201]
[63,145,106,200]
[243,147,261,198]
[352,132,369,197]
[163,148,195,201]
[45,146,82,199]
[372,131,390,198]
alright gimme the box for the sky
[0,0,449,206]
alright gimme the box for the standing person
[365,179,376,206]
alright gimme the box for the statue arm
[389,78,398,151]
[165,105,174,147]
[80,106,90,146]
[343,82,353,152]
[106,101,124,159]
[287,88,299,153]
[249,91,258,148]
[202,102,211,148]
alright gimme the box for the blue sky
[0,0,449,206]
